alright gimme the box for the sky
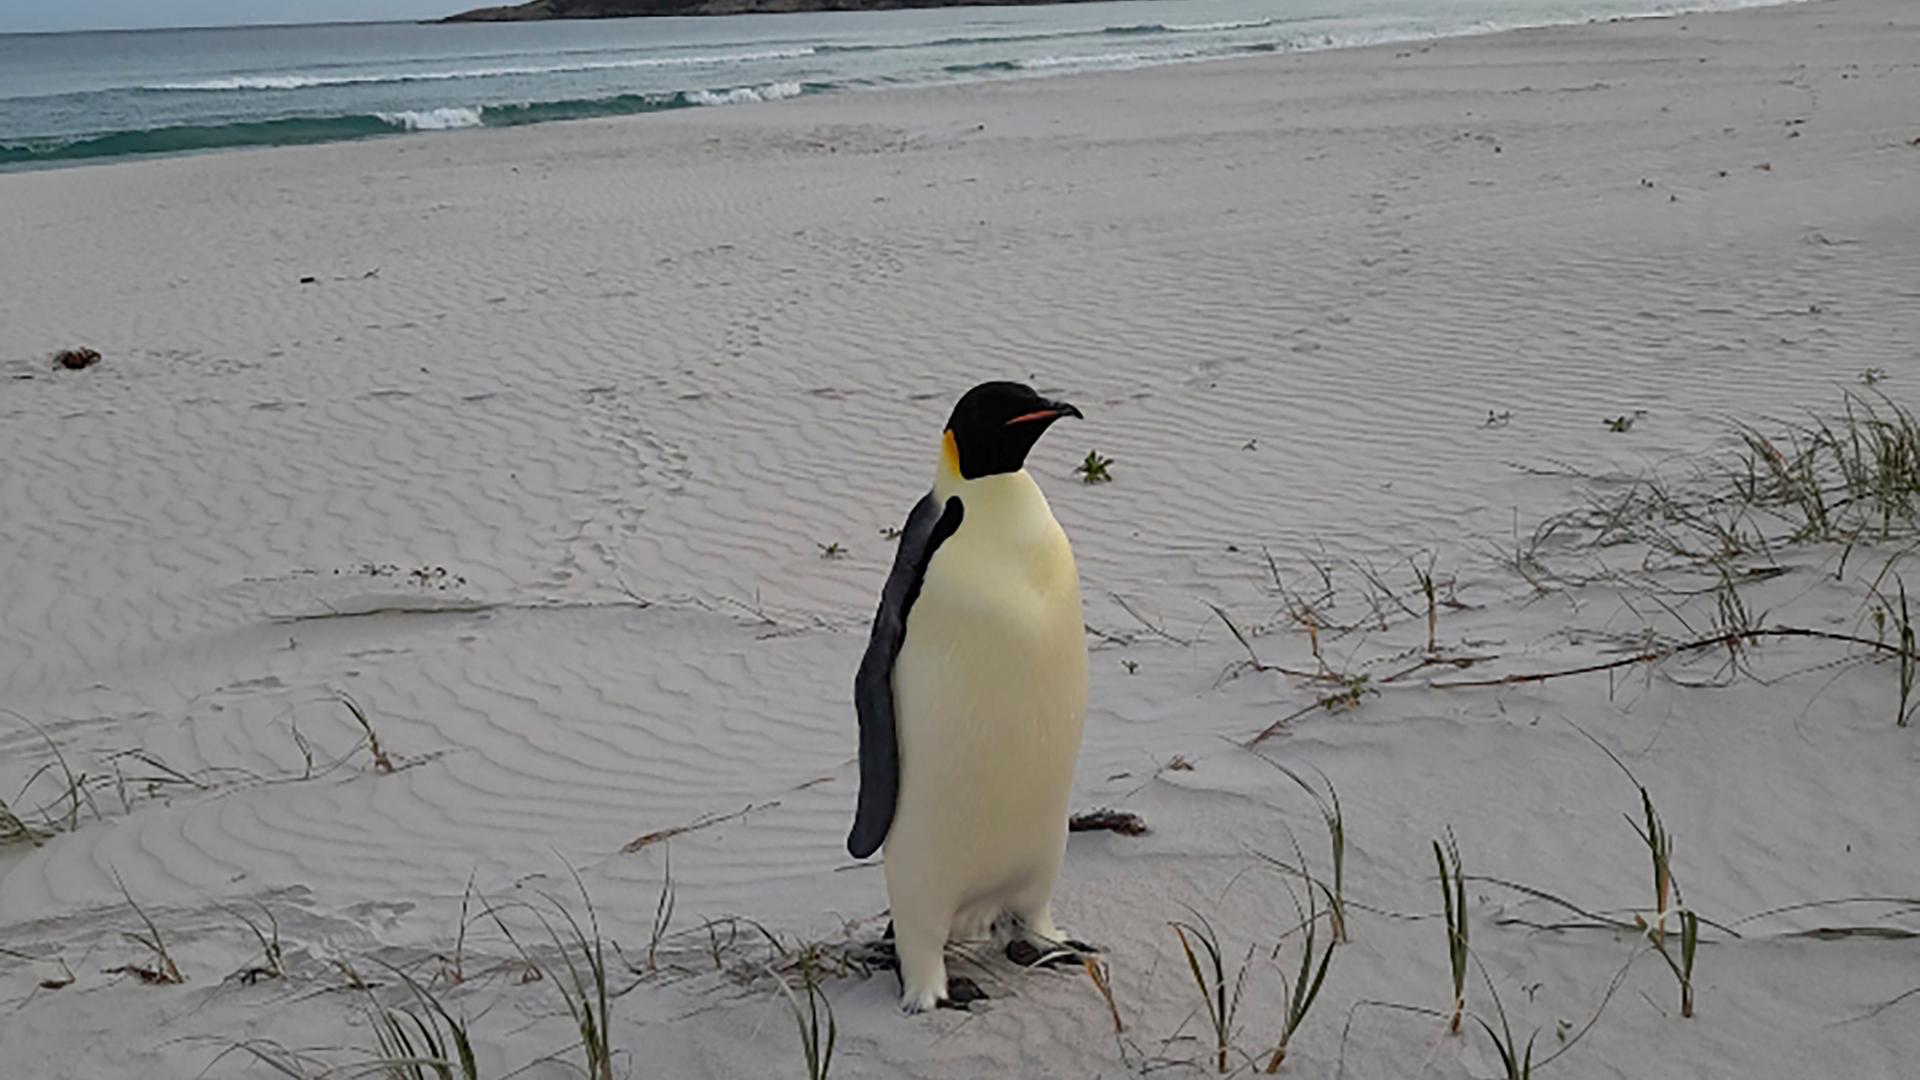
[0,2,466,33]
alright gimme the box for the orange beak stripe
[1004,408,1060,426]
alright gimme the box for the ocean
[0,0,1786,168]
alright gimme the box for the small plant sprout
[1075,450,1115,484]
[1411,551,1440,654]
[1263,872,1337,1073]
[1628,788,1699,1017]
[1632,789,1675,950]
[1435,833,1468,1035]
[340,693,396,774]
[771,954,837,1080]
[112,871,185,985]
[818,541,846,559]
[1171,909,1253,1074]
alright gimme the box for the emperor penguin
[849,380,1091,1013]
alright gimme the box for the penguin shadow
[858,918,1100,1011]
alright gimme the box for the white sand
[4,0,1918,1076]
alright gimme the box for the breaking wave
[0,82,826,166]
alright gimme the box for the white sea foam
[149,49,816,92]
[1164,18,1280,33]
[683,81,805,107]
[375,107,485,131]
[1018,49,1199,71]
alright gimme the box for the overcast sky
[0,2,466,33]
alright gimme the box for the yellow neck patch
[940,429,962,482]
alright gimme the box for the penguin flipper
[848,492,965,859]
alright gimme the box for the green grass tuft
[1170,909,1252,1074]
[1075,450,1115,484]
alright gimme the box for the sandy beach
[4,0,1918,1076]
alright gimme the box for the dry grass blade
[1083,955,1125,1034]
[0,792,50,847]
[111,869,184,985]
[222,900,285,985]
[1434,833,1467,1035]
[1247,673,1375,747]
[3,708,95,834]
[339,693,396,773]
[621,801,775,853]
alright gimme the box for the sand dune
[4,1,1918,1077]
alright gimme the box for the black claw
[939,976,988,1009]
[1008,937,1096,968]
[860,933,900,976]
[1005,939,1043,967]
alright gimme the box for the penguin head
[943,381,1082,480]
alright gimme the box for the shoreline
[1,0,1810,172]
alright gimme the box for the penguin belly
[882,504,1087,1011]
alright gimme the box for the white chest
[895,470,1087,753]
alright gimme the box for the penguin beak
[1005,400,1083,426]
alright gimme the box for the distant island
[444,0,1094,21]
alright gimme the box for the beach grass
[1170,908,1252,1074]
[1469,962,1538,1080]
[483,865,616,1080]
[1434,833,1468,1036]
[771,953,837,1080]
[222,900,284,984]
[1262,873,1336,1073]
[363,962,481,1080]
[112,870,184,985]
[1254,759,1348,944]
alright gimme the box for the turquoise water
[0,0,1784,167]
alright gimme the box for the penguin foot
[1006,938,1098,968]
[859,920,901,972]
[862,942,899,972]
[938,977,988,1010]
